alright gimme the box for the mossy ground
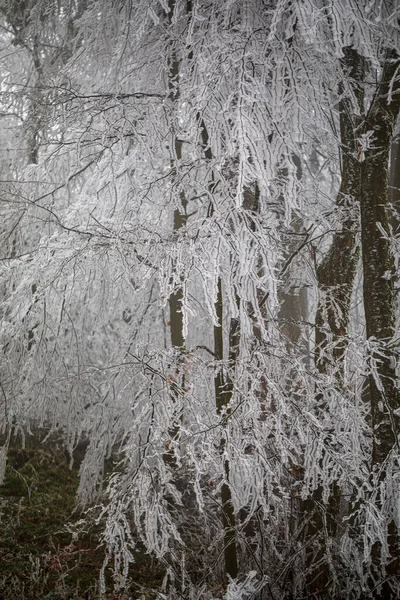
[0,430,164,599]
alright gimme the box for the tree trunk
[361,85,399,467]
[214,278,239,580]
[305,47,365,597]
[278,155,308,355]
[359,51,400,597]
[163,0,188,468]
[389,133,400,234]
[198,114,239,580]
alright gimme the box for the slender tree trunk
[214,278,239,580]
[198,115,239,580]
[163,0,188,468]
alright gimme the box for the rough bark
[359,51,400,598]
[361,70,400,467]
[389,133,400,234]
[315,47,364,379]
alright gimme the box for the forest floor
[0,429,164,599]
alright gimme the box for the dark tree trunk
[214,278,239,580]
[198,114,239,581]
[389,133,400,234]
[359,52,400,598]
[360,51,400,462]
[305,47,365,597]
[163,0,188,468]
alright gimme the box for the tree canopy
[0,1,400,598]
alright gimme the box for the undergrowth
[0,429,164,599]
